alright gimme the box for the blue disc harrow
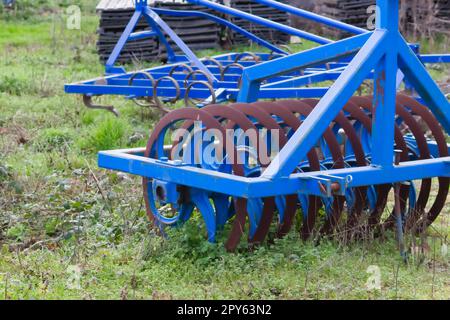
[66,0,450,253]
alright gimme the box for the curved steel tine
[184,80,216,108]
[82,95,119,117]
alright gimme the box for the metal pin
[394,149,407,262]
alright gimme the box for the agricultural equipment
[66,0,450,252]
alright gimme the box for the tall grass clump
[82,117,130,152]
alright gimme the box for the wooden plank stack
[227,0,290,45]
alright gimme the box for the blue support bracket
[301,174,350,197]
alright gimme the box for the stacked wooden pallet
[227,0,290,45]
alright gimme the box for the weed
[6,223,29,241]
[33,128,73,152]
[0,75,28,95]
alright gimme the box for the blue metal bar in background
[128,30,157,41]
[237,32,372,102]
[152,8,287,55]
[186,0,332,44]
[253,0,368,35]
[65,82,330,100]
[398,39,450,134]
[420,54,450,64]
[105,9,142,71]
[135,0,148,9]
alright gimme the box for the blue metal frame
[98,147,450,199]
[65,53,338,100]
[89,0,449,201]
[65,0,450,105]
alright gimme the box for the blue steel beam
[104,70,329,85]
[262,30,387,179]
[398,38,450,134]
[371,0,399,167]
[237,32,372,102]
[65,83,330,100]
[98,148,450,198]
[371,47,399,168]
[420,54,450,64]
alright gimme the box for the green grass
[0,231,449,300]
[0,1,449,300]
